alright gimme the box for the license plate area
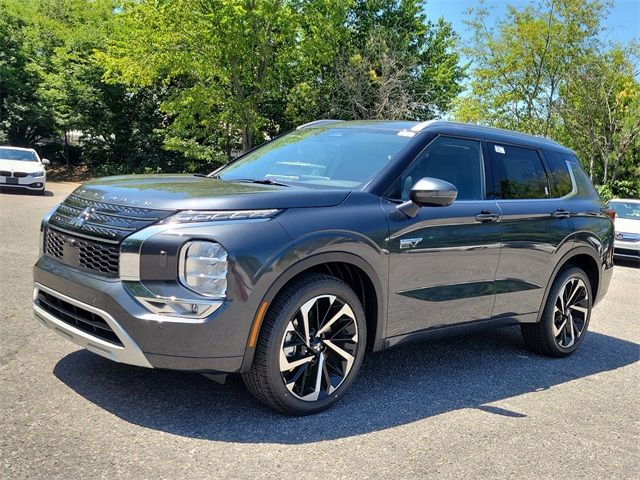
[6,177,18,185]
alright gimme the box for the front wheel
[243,273,366,415]
[521,266,593,357]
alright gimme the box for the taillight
[602,208,616,222]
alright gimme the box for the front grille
[48,194,171,243]
[0,170,10,176]
[36,290,122,345]
[44,193,173,276]
[45,228,120,276]
[13,171,28,178]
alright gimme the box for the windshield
[217,127,412,189]
[609,201,640,220]
[0,148,38,162]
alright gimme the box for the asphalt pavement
[1,182,638,479]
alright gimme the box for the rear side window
[544,150,574,197]
[490,144,549,199]
[562,153,601,200]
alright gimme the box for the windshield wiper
[228,178,292,187]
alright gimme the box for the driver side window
[393,136,485,201]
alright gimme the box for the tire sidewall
[264,278,367,415]
[543,267,593,355]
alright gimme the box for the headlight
[179,240,228,297]
[29,171,45,177]
[165,209,281,224]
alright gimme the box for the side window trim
[488,142,552,201]
[562,160,579,199]
[383,134,487,202]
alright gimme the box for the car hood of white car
[0,159,45,173]
[615,217,640,235]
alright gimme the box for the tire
[243,273,367,415]
[521,266,593,357]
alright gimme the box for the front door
[384,136,502,338]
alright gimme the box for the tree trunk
[64,130,70,170]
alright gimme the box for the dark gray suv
[33,120,614,415]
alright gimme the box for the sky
[424,0,640,46]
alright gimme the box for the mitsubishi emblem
[73,207,94,227]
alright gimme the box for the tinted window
[218,127,411,189]
[544,150,573,197]
[562,153,601,200]
[393,136,484,201]
[491,144,549,199]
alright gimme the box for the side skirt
[383,312,537,349]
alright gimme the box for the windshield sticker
[494,145,505,154]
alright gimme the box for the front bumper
[33,255,246,373]
[0,176,45,190]
[613,239,640,262]
[34,283,152,367]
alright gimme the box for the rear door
[488,143,576,319]
[385,136,502,338]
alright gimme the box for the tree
[98,0,300,161]
[287,1,464,123]
[559,47,640,184]
[456,0,606,136]
[0,1,55,145]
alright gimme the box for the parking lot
[1,182,638,479]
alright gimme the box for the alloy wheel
[279,294,359,402]
[553,277,590,348]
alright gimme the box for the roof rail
[296,119,345,130]
[410,120,438,132]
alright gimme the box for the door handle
[475,211,500,223]
[552,209,571,219]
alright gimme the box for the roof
[0,146,37,152]
[609,198,640,203]
[298,119,571,152]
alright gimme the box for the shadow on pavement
[54,326,639,444]
[0,188,52,197]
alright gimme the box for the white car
[609,198,640,263]
[0,146,49,195]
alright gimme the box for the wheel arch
[535,247,601,323]
[240,252,386,372]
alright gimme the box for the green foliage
[97,0,464,167]
[0,1,55,145]
[596,179,640,202]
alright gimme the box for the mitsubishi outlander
[33,120,614,415]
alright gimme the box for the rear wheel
[243,273,366,415]
[521,266,592,357]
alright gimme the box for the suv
[33,120,614,415]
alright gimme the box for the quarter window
[491,144,549,199]
[392,136,485,201]
[544,150,574,197]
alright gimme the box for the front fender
[239,231,389,372]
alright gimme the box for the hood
[71,174,351,210]
[0,159,44,173]
[615,217,640,235]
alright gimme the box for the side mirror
[410,177,458,207]
[398,177,458,218]
[41,158,50,166]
